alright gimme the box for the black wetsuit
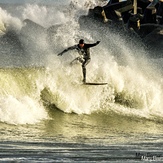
[58,41,100,82]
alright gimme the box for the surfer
[58,39,100,83]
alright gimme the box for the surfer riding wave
[58,39,100,83]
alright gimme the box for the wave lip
[0,95,48,125]
[0,67,48,125]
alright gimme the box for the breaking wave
[0,1,163,125]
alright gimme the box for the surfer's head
[79,39,84,48]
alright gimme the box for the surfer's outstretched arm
[85,41,100,48]
[58,45,77,56]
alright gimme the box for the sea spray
[0,2,163,162]
[0,95,47,124]
[0,1,163,125]
[0,68,48,125]
[19,2,163,118]
[0,7,22,32]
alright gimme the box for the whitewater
[0,0,163,162]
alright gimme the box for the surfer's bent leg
[70,57,84,65]
[82,58,90,83]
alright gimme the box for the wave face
[0,1,163,125]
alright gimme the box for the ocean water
[0,0,163,162]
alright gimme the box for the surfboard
[84,82,107,85]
